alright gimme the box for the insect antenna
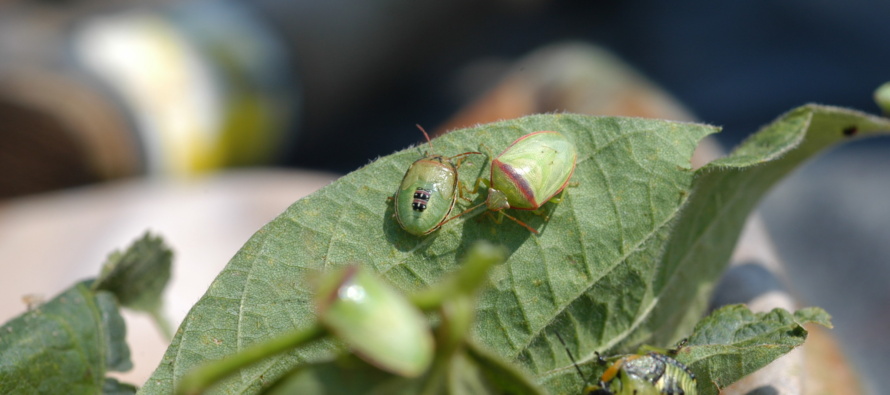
[415,124,435,153]
[555,332,590,386]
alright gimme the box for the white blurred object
[71,1,299,175]
[74,11,223,175]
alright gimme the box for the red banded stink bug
[453,131,577,234]
[393,126,481,236]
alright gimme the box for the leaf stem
[149,307,174,341]
[176,323,326,395]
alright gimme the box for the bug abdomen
[412,189,432,211]
[394,157,459,236]
[650,353,696,395]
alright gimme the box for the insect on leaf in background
[555,333,697,395]
[452,131,577,234]
[393,126,481,236]
[586,352,698,395]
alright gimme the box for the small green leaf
[93,232,173,338]
[793,306,832,329]
[0,282,132,394]
[93,232,172,309]
[679,305,831,395]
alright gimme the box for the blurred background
[0,0,888,392]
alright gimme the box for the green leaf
[544,305,831,395]
[680,305,832,395]
[648,105,889,347]
[538,105,889,393]
[93,233,172,310]
[93,232,173,339]
[462,341,546,395]
[793,306,832,329]
[97,290,133,372]
[141,114,715,394]
[174,241,506,394]
[141,109,890,394]
[0,283,132,394]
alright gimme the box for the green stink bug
[453,130,577,233]
[393,126,481,236]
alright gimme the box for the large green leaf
[141,108,890,394]
[141,114,714,394]
[0,283,131,394]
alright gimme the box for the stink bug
[586,351,698,395]
[556,333,698,395]
[393,126,481,236]
[451,131,577,233]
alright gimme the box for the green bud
[315,266,433,377]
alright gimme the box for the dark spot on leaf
[842,126,858,137]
